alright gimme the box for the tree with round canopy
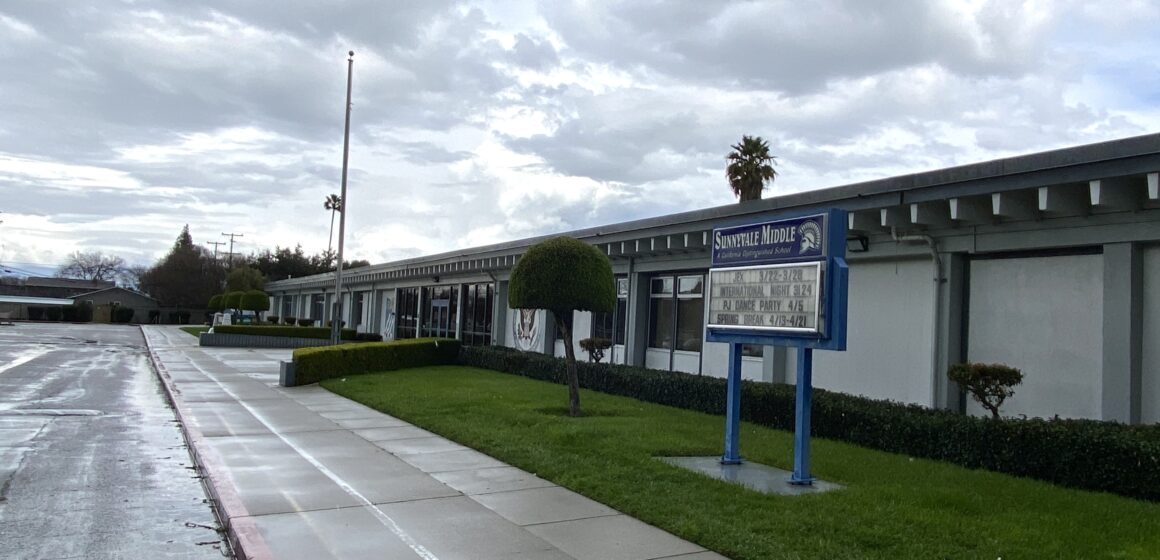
[509,237,615,416]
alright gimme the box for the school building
[265,133,1160,424]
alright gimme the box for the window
[352,292,364,328]
[281,296,293,317]
[648,274,704,352]
[310,294,324,320]
[648,277,674,349]
[395,287,419,339]
[421,285,458,338]
[592,276,627,344]
[675,275,704,352]
[460,283,494,346]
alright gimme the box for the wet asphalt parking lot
[0,323,228,559]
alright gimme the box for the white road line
[0,346,53,376]
[183,356,440,560]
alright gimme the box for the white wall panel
[701,341,767,381]
[968,254,1103,419]
[1142,246,1160,424]
[672,351,700,374]
[645,348,669,370]
[812,259,935,406]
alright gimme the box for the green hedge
[291,338,460,386]
[214,325,357,340]
[459,345,1160,502]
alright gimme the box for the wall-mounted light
[846,234,870,253]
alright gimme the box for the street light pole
[330,51,354,345]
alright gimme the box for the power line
[221,232,243,270]
[206,241,226,260]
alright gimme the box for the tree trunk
[557,312,582,417]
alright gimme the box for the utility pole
[331,51,354,345]
[206,241,226,260]
[221,232,243,270]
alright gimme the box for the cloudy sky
[1,1,1158,275]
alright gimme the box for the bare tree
[57,251,125,282]
[118,264,150,290]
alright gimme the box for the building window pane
[459,282,494,346]
[742,344,764,357]
[592,311,614,340]
[676,297,704,352]
[614,298,627,345]
[651,277,673,296]
[395,287,419,340]
[649,297,674,349]
[678,276,702,295]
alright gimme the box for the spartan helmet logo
[798,221,821,253]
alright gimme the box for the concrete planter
[279,361,296,387]
[198,332,333,349]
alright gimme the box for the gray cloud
[0,1,1156,270]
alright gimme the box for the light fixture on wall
[846,234,870,253]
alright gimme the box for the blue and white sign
[706,209,850,483]
[711,213,827,267]
[708,262,823,334]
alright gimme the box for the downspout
[891,227,943,408]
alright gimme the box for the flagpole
[330,51,354,345]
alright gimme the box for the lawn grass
[179,326,209,337]
[323,366,1160,560]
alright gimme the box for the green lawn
[323,366,1160,559]
[179,326,209,337]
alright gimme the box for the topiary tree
[579,337,612,363]
[241,290,270,320]
[948,362,1024,420]
[509,236,615,416]
[223,291,244,312]
[208,293,224,312]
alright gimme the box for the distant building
[0,277,116,299]
[73,287,160,324]
[266,133,1160,424]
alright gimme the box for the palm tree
[726,135,778,202]
[324,194,342,255]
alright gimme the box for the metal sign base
[719,343,817,485]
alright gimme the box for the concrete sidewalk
[142,326,728,560]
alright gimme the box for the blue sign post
[705,209,848,484]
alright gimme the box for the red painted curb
[141,327,275,560]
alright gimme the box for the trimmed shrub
[458,345,1160,502]
[291,337,460,386]
[578,337,612,363]
[241,290,270,317]
[214,325,356,340]
[948,362,1023,419]
[354,332,384,342]
[297,318,314,327]
[60,302,91,322]
[267,315,280,325]
[283,316,297,325]
[28,307,45,321]
[223,291,244,310]
[112,307,135,323]
[208,294,224,312]
[327,319,346,328]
